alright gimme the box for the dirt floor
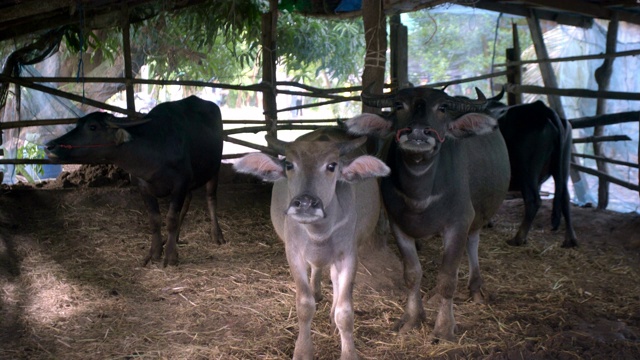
[1,164,639,359]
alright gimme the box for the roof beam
[469,1,594,28]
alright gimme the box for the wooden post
[527,9,588,204]
[361,0,387,114]
[390,14,408,90]
[593,14,619,209]
[506,21,522,105]
[261,0,278,137]
[121,8,135,114]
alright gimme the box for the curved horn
[105,115,153,128]
[265,134,288,156]
[448,87,488,114]
[488,85,505,102]
[338,136,367,156]
[361,83,395,108]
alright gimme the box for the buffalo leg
[206,176,225,244]
[176,191,192,244]
[391,222,426,333]
[432,227,467,342]
[163,188,188,267]
[466,230,484,303]
[330,255,358,360]
[141,192,163,266]
[286,249,315,360]
[560,189,578,247]
[310,266,323,303]
[507,182,540,246]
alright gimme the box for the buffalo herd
[45,88,577,359]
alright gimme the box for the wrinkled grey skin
[46,96,225,267]
[234,128,390,360]
[346,87,510,342]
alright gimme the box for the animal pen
[1,2,639,212]
[1,2,640,360]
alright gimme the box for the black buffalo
[46,96,225,266]
[488,91,578,248]
[346,87,510,342]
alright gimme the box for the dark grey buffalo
[234,128,389,360]
[487,91,578,247]
[346,87,510,342]
[45,96,225,266]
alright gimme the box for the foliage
[277,11,365,84]
[405,7,532,96]
[16,141,44,183]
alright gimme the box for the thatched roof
[1,0,640,43]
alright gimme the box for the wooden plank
[572,135,630,144]
[592,13,619,208]
[570,111,640,128]
[573,153,639,169]
[505,84,640,101]
[121,7,136,113]
[571,163,640,191]
[261,0,278,136]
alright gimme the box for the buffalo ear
[340,155,390,183]
[446,113,498,139]
[114,129,133,145]
[233,153,285,182]
[345,114,392,138]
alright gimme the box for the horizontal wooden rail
[572,135,631,144]
[569,111,640,129]
[573,153,639,169]
[571,163,640,191]
[506,83,640,101]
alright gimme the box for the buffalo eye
[394,101,405,111]
[89,124,97,131]
[437,103,448,113]
[326,162,337,172]
[284,161,293,171]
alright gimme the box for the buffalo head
[234,132,389,224]
[45,112,150,163]
[347,86,499,158]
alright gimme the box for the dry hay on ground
[0,164,639,359]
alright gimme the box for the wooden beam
[571,163,640,191]
[261,0,278,136]
[121,7,136,113]
[572,135,630,144]
[471,1,594,28]
[570,111,640,128]
[592,13,619,208]
[505,84,640,101]
[362,0,387,114]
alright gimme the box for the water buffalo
[345,87,510,342]
[233,127,390,360]
[487,91,578,247]
[45,96,225,266]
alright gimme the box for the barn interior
[1,1,640,359]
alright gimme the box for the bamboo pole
[573,153,639,169]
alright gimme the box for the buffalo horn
[338,136,367,156]
[488,86,505,103]
[360,83,395,108]
[265,134,289,156]
[105,116,152,128]
[448,87,488,114]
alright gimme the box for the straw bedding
[0,164,638,359]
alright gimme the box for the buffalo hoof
[561,238,578,248]
[163,254,179,267]
[393,312,426,334]
[142,252,162,267]
[214,230,226,245]
[429,328,456,344]
[506,237,526,246]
